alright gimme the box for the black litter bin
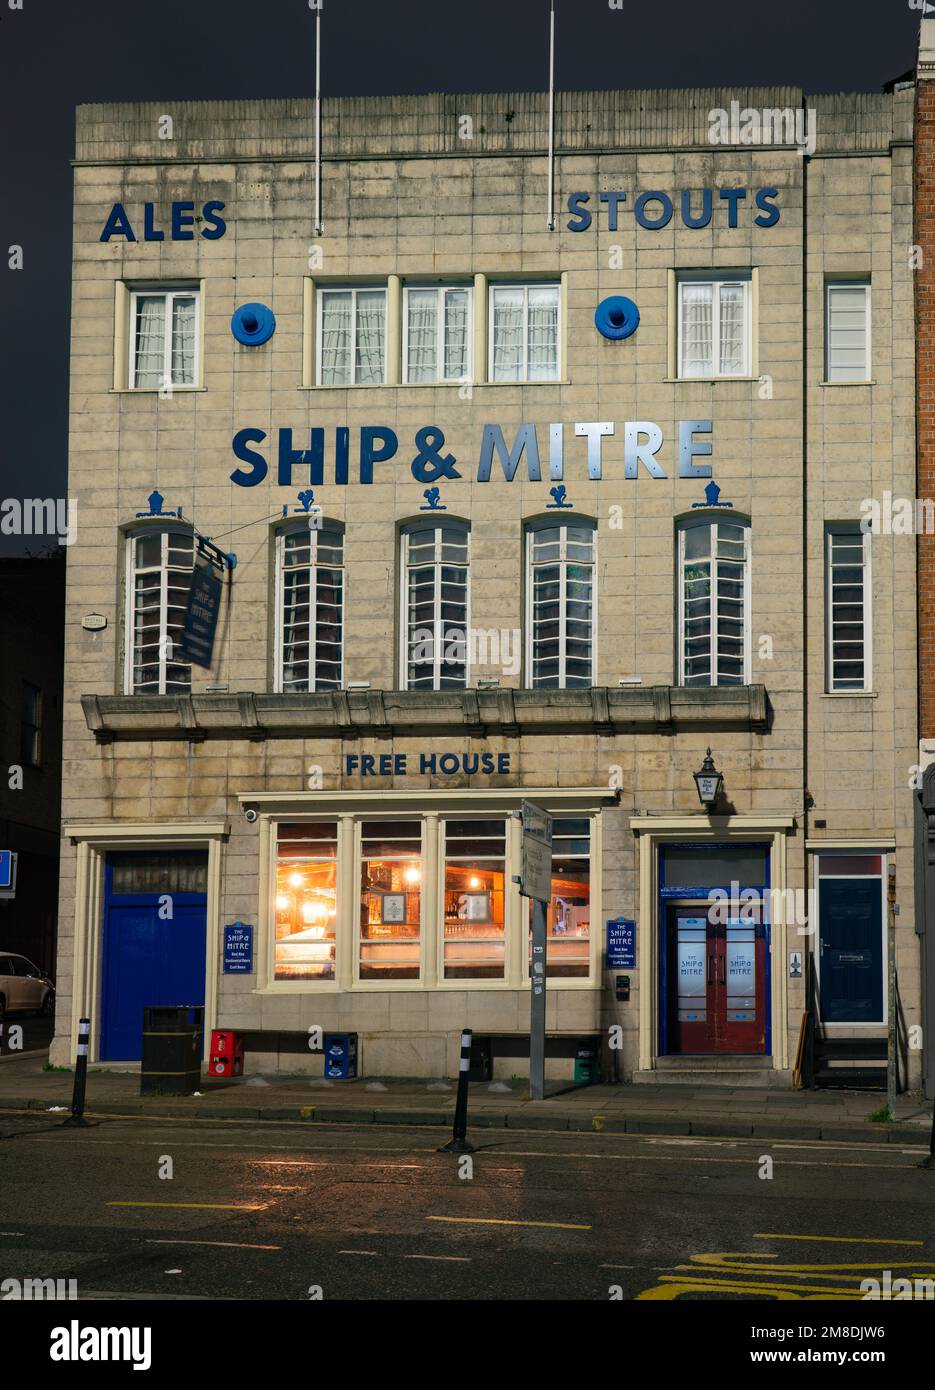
[140,1006,204,1096]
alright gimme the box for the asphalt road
[1,1111,934,1302]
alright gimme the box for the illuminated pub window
[274,823,338,980]
[443,819,506,980]
[529,817,591,978]
[359,821,422,981]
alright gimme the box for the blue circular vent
[594,295,640,340]
[231,302,276,346]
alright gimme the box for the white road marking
[146,1239,281,1251]
[403,1254,471,1262]
[338,1249,378,1256]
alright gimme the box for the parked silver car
[0,954,54,1018]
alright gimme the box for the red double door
[665,905,767,1054]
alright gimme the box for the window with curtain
[318,287,386,385]
[276,522,344,692]
[525,519,595,688]
[126,528,195,694]
[678,516,750,686]
[825,280,870,382]
[129,289,199,389]
[677,275,751,378]
[404,285,471,383]
[400,521,470,690]
[825,525,871,692]
[489,284,559,382]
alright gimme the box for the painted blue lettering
[345,754,359,774]
[439,753,460,774]
[99,203,136,242]
[477,424,541,482]
[360,426,398,483]
[172,201,196,240]
[719,187,747,228]
[230,429,268,487]
[599,191,627,231]
[201,200,227,238]
[142,203,165,241]
[753,187,780,227]
[566,191,592,232]
[497,753,510,773]
[420,753,436,774]
[278,428,324,487]
[634,191,673,229]
[360,754,376,775]
[680,188,712,229]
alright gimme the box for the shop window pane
[360,821,422,980]
[275,823,338,981]
[444,819,506,980]
[528,818,591,978]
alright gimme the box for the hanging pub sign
[180,557,223,669]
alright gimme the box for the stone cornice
[80,685,770,744]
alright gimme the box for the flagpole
[314,4,323,236]
[547,0,555,230]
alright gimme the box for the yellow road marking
[428,1215,590,1230]
[146,1239,280,1250]
[107,1201,267,1211]
[754,1232,923,1246]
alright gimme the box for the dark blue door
[818,877,883,1023]
[101,853,208,1061]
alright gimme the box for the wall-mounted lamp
[693,747,723,810]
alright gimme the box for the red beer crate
[208,1029,244,1078]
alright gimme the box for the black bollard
[439,1028,475,1154]
[62,1018,91,1128]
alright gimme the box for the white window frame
[824,525,872,694]
[677,516,752,687]
[273,522,346,693]
[127,288,201,390]
[520,812,598,986]
[315,285,388,386]
[402,284,474,384]
[524,519,597,690]
[824,279,871,383]
[676,273,752,379]
[488,282,561,383]
[123,527,195,695]
[398,522,471,691]
[257,801,605,995]
[811,850,887,1029]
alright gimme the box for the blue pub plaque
[223,922,253,974]
[607,918,636,969]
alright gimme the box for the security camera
[243,807,259,824]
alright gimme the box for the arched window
[524,517,596,688]
[677,514,751,686]
[274,520,345,692]
[124,527,195,694]
[399,519,470,690]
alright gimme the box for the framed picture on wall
[381,893,406,924]
[462,892,491,922]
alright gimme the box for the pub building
[54,77,922,1088]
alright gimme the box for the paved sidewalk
[0,1056,931,1146]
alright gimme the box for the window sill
[109,386,207,394]
[663,376,758,384]
[821,690,877,699]
[298,380,572,390]
[818,380,875,387]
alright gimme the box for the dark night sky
[0,0,922,554]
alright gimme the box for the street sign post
[514,801,552,1101]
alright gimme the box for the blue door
[818,877,883,1023]
[101,852,208,1061]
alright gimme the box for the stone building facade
[53,82,920,1085]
